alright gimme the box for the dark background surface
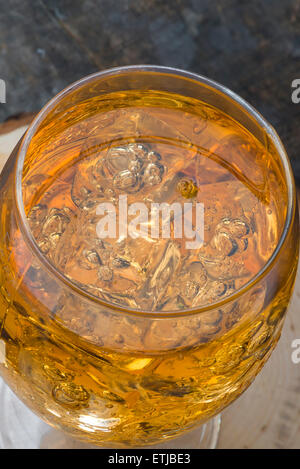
[1,0,300,179]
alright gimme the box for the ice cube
[137,241,181,309]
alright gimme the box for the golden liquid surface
[25,91,284,311]
[0,89,296,446]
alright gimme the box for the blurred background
[0,0,300,180]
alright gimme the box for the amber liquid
[0,89,296,446]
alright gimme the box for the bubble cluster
[71,143,165,208]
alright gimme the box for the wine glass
[0,66,298,449]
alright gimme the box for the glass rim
[14,64,296,318]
